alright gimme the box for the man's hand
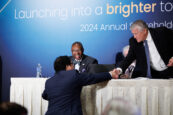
[109,69,121,79]
[167,57,173,67]
[120,74,129,79]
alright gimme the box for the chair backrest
[88,64,115,74]
[115,52,124,67]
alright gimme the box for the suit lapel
[79,55,87,72]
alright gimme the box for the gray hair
[102,97,140,115]
[130,20,148,31]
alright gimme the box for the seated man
[42,56,118,115]
[70,41,98,73]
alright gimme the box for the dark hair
[71,41,84,53]
[54,56,71,73]
[0,102,27,115]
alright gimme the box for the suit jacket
[70,54,98,73]
[118,27,173,78]
[42,70,111,115]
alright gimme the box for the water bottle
[36,63,42,78]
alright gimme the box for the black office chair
[88,64,115,74]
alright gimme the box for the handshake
[109,69,129,79]
[109,69,121,79]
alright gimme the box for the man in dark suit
[114,20,173,79]
[42,56,117,115]
[70,41,98,73]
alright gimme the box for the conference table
[10,78,173,115]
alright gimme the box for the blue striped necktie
[144,40,152,78]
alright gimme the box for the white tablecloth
[10,78,173,115]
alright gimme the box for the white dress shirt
[145,31,167,71]
[75,64,80,71]
[74,59,82,71]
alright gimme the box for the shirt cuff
[109,72,112,78]
[116,68,122,74]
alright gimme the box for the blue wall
[0,0,173,101]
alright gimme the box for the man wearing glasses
[70,41,98,73]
